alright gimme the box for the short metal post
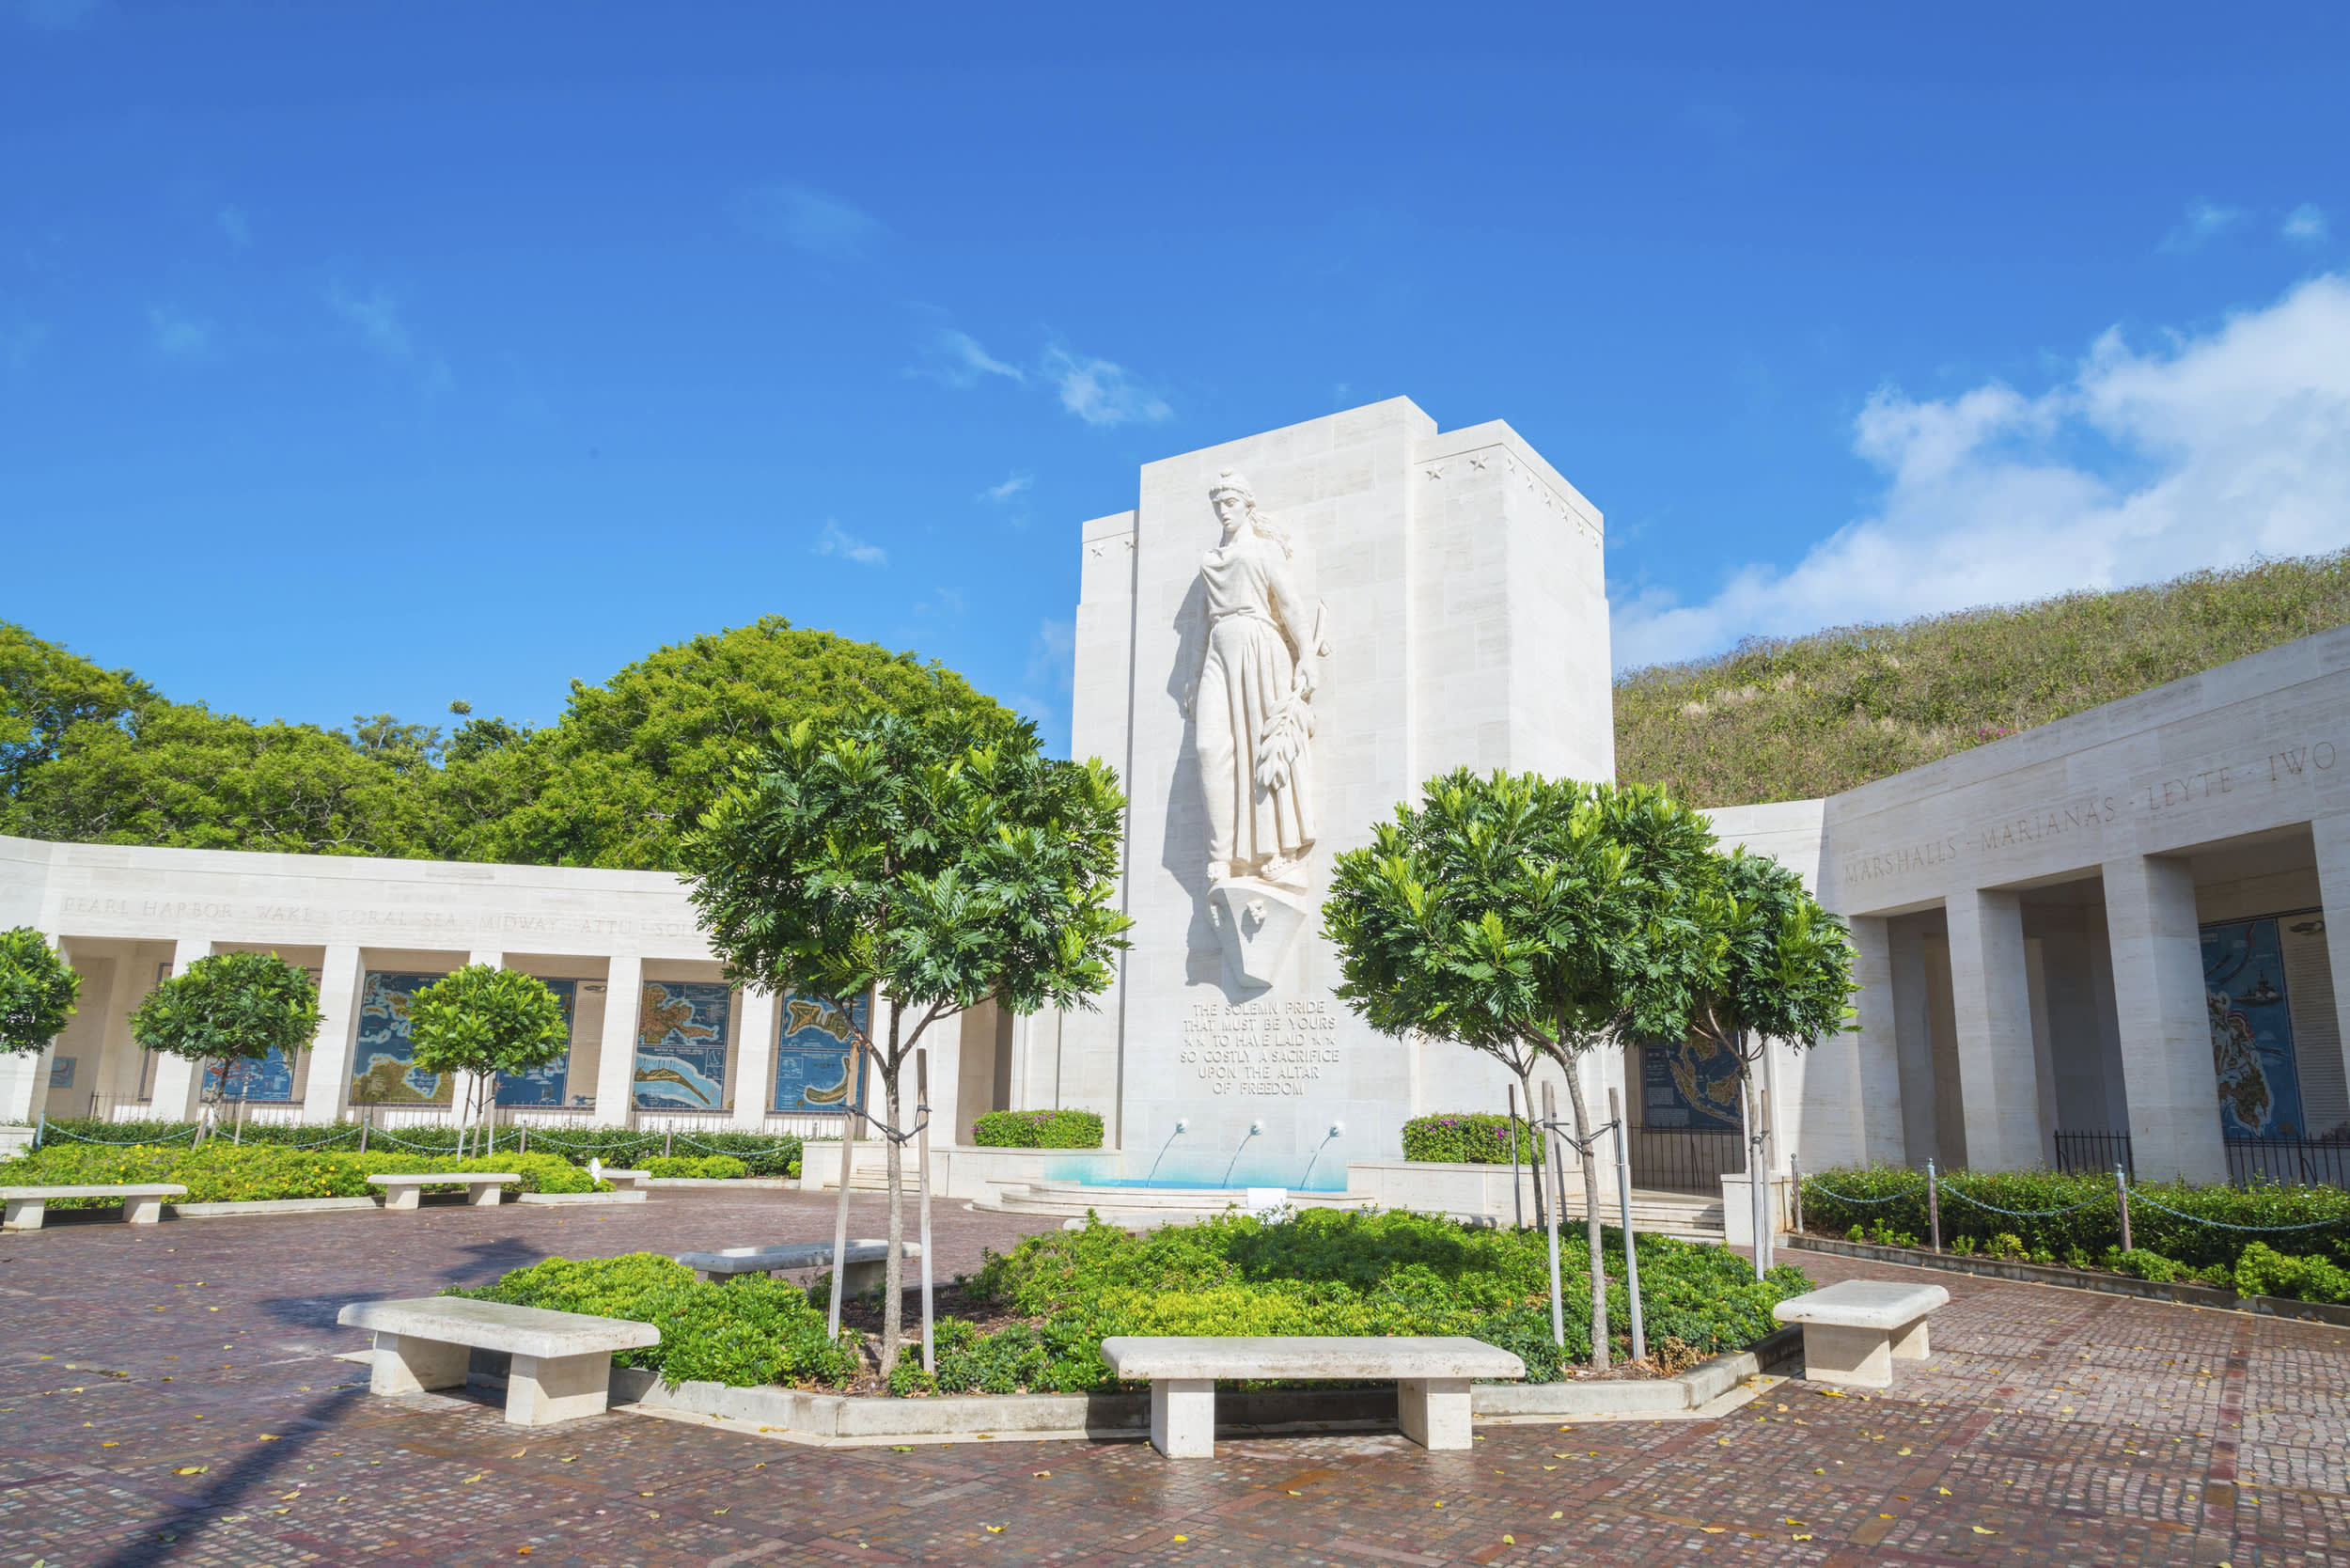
[1790,1153,1803,1234]
[2116,1166,2133,1253]
[664,1125,674,1159]
[1507,1084,1524,1230]
[358,1108,369,1154]
[1926,1160,1941,1252]
[1609,1088,1644,1364]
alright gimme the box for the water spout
[1143,1119,1188,1183]
[1298,1121,1343,1190]
[1221,1120,1265,1186]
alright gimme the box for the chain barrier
[1932,1182,2111,1219]
[39,1123,200,1146]
[1800,1182,1907,1206]
[2120,1188,2350,1233]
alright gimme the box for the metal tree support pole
[664,1125,674,1159]
[1540,1082,1565,1348]
[826,1038,864,1341]
[2116,1165,2133,1253]
[1926,1160,1942,1252]
[916,1048,936,1376]
[358,1107,369,1155]
[1608,1089,1645,1364]
[1790,1153,1803,1235]
[1507,1083,1525,1230]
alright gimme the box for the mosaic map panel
[773,991,867,1113]
[633,980,732,1110]
[2202,915,2309,1138]
[494,978,579,1106]
[349,971,454,1104]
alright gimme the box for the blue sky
[5,3,2348,755]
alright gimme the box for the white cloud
[216,206,250,248]
[980,471,1033,502]
[734,183,881,260]
[1046,347,1171,426]
[148,306,212,358]
[1026,619,1075,694]
[2284,203,2329,243]
[326,285,451,392]
[2161,199,2245,251]
[1612,273,2350,671]
[917,328,1026,389]
[814,518,887,567]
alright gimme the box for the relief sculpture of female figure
[1182,470,1330,888]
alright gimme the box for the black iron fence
[2054,1128,2135,1181]
[2055,1127,2350,1191]
[1627,1127,1745,1193]
[2226,1137,2350,1190]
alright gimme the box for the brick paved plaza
[2,1191,2344,1567]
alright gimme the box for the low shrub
[931,1208,1802,1393]
[644,1154,751,1180]
[3,1142,605,1206]
[1802,1163,2350,1272]
[1401,1113,1545,1167]
[447,1253,860,1388]
[970,1109,1105,1150]
[33,1119,803,1176]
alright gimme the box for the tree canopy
[409,964,574,1152]
[129,950,321,1082]
[682,707,1130,1373]
[0,926,81,1057]
[1,616,1013,869]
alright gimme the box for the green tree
[1323,771,1718,1368]
[1,622,152,814]
[486,617,1015,870]
[0,927,81,1058]
[408,965,574,1158]
[130,951,321,1123]
[683,709,1131,1373]
[1685,849,1857,1276]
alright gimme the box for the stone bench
[337,1295,661,1426]
[0,1184,188,1231]
[675,1239,920,1296]
[1773,1278,1950,1388]
[593,1167,652,1193]
[1099,1335,1526,1458]
[368,1173,518,1211]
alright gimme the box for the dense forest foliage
[1614,552,2350,807]
[0,616,1010,869]
[14,550,2350,862]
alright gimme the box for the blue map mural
[495,979,579,1106]
[350,972,454,1104]
[2201,917,2308,1139]
[773,991,868,1113]
[634,980,733,1110]
[1641,1037,1743,1133]
[207,1048,295,1103]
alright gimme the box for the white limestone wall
[1067,398,1612,1183]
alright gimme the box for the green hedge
[1401,1113,1544,1167]
[970,1109,1105,1149]
[1801,1164,2350,1273]
[643,1154,751,1179]
[2,1142,606,1206]
[33,1119,802,1176]
[890,1208,1803,1394]
[447,1253,861,1388]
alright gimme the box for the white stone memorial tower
[1050,397,1612,1185]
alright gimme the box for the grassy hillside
[1615,552,2350,808]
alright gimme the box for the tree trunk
[1562,1056,1609,1372]
[1739,1060,1765,1282]
[881,1067,905,1375]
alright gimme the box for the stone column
[301,946,367,1123]
[1943,888,2044,1172]
[2310,813,2350,1139]
[1889,921,1936,1166]
[2102,854,2227,1183]
[593,955,643,1127]
[731,987,778,1130]
[147,937,213,1121]
[1841,915,1907,1166]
